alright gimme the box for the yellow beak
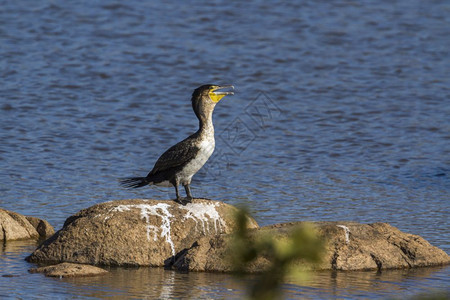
[209,85,234,103]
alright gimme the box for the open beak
[212,85,234,96]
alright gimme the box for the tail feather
[120,177,149,188]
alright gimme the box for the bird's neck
[198,110,215,137]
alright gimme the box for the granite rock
[26,199,258,266]
[0,208,54,241]
[172,221,450,272]
[29,262,107,277]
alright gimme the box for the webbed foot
[173,197,192,206]
[174,197,184,205]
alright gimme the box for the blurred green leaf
[229,208,325,300]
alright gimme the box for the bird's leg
[173,183,183,204]
[184,184,193,203]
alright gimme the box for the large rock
[172,221,450,272]
[0,208,54,241]
[26,199,259,266]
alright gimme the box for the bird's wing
[147,136,199,176]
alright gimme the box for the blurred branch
[230,207,324,300]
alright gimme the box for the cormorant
[121,84,234,204]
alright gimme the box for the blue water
[1,0,449,298]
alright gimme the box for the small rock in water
[0,208,54,241]
[29,263,108,278]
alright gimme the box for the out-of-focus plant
[230,207,324,300]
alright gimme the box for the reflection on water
[65,266,450,299]
[64,268,246,299]
[1,241,449,299]
[0,240,39,278]
[288,267,450,299]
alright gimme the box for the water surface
[1,0,449,298]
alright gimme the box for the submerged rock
[172,221,450,272]
[29,263,107,278]
[0,208,54,241]
[26,199,258,266]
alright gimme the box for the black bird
[121,84,234,204]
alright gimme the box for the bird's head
[192,84,234,103]
[191,84,234,120]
